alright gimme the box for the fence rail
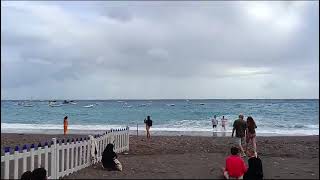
[1,127,129,179]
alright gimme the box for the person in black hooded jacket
[102,143,118,170]
[244,149,263,180]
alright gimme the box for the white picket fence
[1,127,130,179]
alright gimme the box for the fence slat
[30,147,35,171]
[22,148,27,173]
[52,138,57,179]
[66,142,70,175]
[37,147,42,168]
[71,141,74,173]
[44,145,48,172]
[75,142,78,171]
[61,144,65,173]
[14,149,19,179]
[4,152,10,179]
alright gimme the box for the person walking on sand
[245,116,257,156]
[144,116,153,139]
[63,116,68,135]
[232,114,247,157]
[212,115,218,130]
[221,116,228,131]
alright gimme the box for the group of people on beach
[211,115,228,130]
[221,114,263,179]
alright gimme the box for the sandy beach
[1,133,319,179]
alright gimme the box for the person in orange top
[64,116,68,135]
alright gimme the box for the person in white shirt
[221,116,228,131]
[212,115,218,129]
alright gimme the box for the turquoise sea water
[1,99,319,135]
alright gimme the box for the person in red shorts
[221,147,247,179]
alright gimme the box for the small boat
[49,102,63,107]
[117,101,124,103]
[83,104,94,108]
[199,103,205,105]
[166,104,175,106]
[139,104,147,107]
[70,102,77,105]
[123,105,133,108]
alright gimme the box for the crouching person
[102,143,122,171]
[222,147,247,179]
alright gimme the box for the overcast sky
[1,1,319,99]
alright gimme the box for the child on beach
[144,116,153,139]
[243,148,263,180]
[102,143,123,171]
[222,147,247,179]
[245,116,257,156]
[63,116,68,135]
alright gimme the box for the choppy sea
[1,99,319,136]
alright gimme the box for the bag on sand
[114,158,123,171]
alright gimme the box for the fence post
[52,138,57,179]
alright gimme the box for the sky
[1,1,319,100]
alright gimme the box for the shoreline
[1,129,318,137]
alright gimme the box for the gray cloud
[1,1,319,99]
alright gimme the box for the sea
[1,99,319,136]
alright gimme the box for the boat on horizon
[83,104,94,108]
[49,102,63,107]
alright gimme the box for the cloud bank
[1,1,319,99]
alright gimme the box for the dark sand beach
[1,133,319,179]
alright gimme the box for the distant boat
[139,104,147,107]
[70,102,77,105]
[123,105,133,108]
[49,102,63,107]
[83,104,94,108]
[166,104,175,106]
[117,101,124,103]
[199,103,205,105]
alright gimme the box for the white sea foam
[1,123,318,135]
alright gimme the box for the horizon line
[1,98,319,101]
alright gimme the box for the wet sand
[1,133,319,179]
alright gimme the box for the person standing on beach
[245,116,257,156]
[63,116,68,135]
[144,116,153,139]
[221,116,228,131]
[212,115,218,130]
[232,114,247,157]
